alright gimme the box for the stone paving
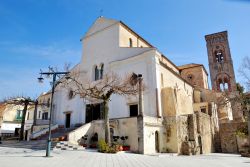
[0,146,250,167]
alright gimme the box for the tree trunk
[248,110,250,148]
[19,100,28,141]
[31,100,38,133]
[103,99,111,145]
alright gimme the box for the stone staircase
[36,127,76,141]
[53,141,85,151]
[0,140,57,150]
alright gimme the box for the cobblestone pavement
[0,147,250,167]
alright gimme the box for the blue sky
[0,0,250,99]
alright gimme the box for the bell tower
[205,31,237,92]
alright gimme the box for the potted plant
[98,139,120,153]
[120,136,130,151]
[81,135,88,147]
[113,136,120,142]
[90,133,98,148]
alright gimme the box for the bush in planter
[98,139,120,153]
[81,135,88,147]
[122,145,130,151]
[120,136,130,150]
[112,136,120,142]
[98,139,108,152]
[235,125,248,137]
[120,136,128,145]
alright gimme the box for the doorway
[85,103,103,123]
[65,113,71,128]
[155,131,160,153]
[129,104,138,117]
[198,136,203,154]
[25,130,28,140]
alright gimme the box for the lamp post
[137,74,143,116]
[38,67,69,157]
[137,73,144,154]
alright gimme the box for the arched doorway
[198,136,203,154]
[155,131,160,153]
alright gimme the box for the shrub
[97,139,120,153]
[98,139,108,153]
[235,125,248,137]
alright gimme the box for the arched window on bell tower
[217,76,231,92]
[215,50,224,63]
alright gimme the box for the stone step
[0,140,58,150]
[53,141,85,151]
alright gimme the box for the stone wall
[161,87,193,117]
[196,112,215,154]
[219,121,247,153]
[164,112,216,155]
[67,117,138,152]
[143,116,165,154]
[164,116,178,153]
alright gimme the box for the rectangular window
[16,110,23,121]
[129,104,138,117]
[201,108,206,113]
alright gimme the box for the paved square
[0,146,250,167]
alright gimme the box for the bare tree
[239,56,250,91]
[64,72,141,145]
[239,56,250,146]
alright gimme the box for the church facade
[33,17,240,154]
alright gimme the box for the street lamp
[137,74,143,116]
[38,67,69,157]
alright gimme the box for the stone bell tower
[205,31,237,92]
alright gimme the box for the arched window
[224,83,229,90]
[100,64,104,79]
[215,50,224,63]
[155,131,159,153]
[217,77,230,91]
[68,90,74,99]
[94,65,99,81]
[129,38,133,47]
[219,82,224,91]
[187,74,193,81]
